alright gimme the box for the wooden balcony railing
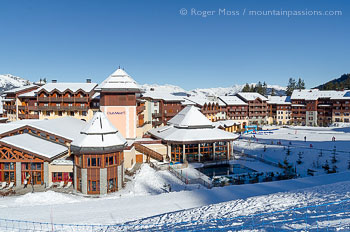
[37,105,89,110]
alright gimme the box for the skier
[304,136,306,142]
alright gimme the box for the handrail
[134,143,164,162]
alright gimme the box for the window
[70,111,75,116]
[45,111,50,116]
[82,111,87,116]
[87,157,100,167]
[58,111,63,116]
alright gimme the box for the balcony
[137,105,145,114]
[38,97,89,103]
[152,113,162,118]
[38,105,89,111]
[18,114,39,120]
[3,105,15,110]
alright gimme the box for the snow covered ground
[234,126,350,177]
[0,126,349,231]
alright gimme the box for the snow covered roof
[18,89,37,98]
[181,98,196,106]
[8,117,87,141]
[0,134,67,160]
[213,120,241,128]
[71,112,127,153]
[219,96,248,106]
[95,68,142,92]
[168,106,214,129]
[36,83,97,93]
[291,89,350,100]
[142,91,184,102]
[148,125,238,143]
[184,96,226,107]
[236,92,268,101]
[267,96,291,105]
[4,85,38,94]
[0,124,24,135]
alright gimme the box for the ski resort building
[2,85,40,121]
[71,112,126,195]
[267,96,292,125]
[148,106,238,163]
[185,96,227,122]
[291,89,350,126]
[142,91,184,128]
[0,117,86,188]
[236,92,268,125]
[218,96,248,130]
[95,69,143,139]
[35,82,98,121]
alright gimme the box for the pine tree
[286,78,296,96]
[242,83,251,92]
[262,82,267,96]
[296,78,305,90]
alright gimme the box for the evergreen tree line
[286,78,305,96]
[241,77,306,96]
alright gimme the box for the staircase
[134,143,164,162]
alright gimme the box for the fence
[1,199,350,231]
[168,165,212,189]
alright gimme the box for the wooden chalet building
[71,112,127,195]
[148,106,238,163]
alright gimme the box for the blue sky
[0,0,348,89]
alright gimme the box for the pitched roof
[168,106,213,128]
[142,91,184,102]
[291,89,349,100]
[236,92,268,101]
[149,125,239,143]
[219,96,248,106]
[184,96,226,107]
[8,117,87,141]
[267,96,291,105]
[71,112,127,153]
[0,134,68,160]
[18,89,37,98]
[36,83,97,93]
[4,85,38,94]
[95,68,141,92]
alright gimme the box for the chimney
[52,80,57,83]
[86,79,91,83]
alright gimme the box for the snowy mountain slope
[0,74,31,93]
[0,166,349,226]
[141,83,286,97]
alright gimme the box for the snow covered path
[0,171,350,225]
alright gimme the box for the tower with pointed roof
[71,112,127,195]
[95,68,142,139]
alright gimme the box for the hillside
[0,74,31,93]
[316,73,350,90]
[141,83,286,97]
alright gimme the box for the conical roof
[71,112,127,153]
[95,68,141,92]
[168,106,214,128]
